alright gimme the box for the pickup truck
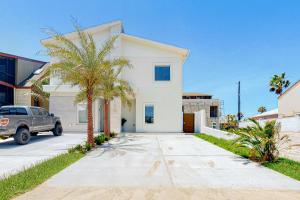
[0,106,62,145]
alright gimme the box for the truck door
[30,107,43,131]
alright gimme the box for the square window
[77,104,88,123]
[155,66,170,81]
[145,105,154,124]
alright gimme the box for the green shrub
[234,119,289,162]
[84,142,92,151]
[110,132,117,138]
[105,135,110,141]
[94,134,106,145]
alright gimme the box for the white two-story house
[42,21,188,133]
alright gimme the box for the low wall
[194,110,238,140]
[239,116,300,132]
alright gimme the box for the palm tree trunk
[87,90,94,146]
[104,99,110,136]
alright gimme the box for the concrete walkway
[0,133,86,178]
[16,134,300,200]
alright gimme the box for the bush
[94,134,106,145]
[110,132,117,138]
[84,142,92,151]
[234,119,289,162]
[68,143,92,154]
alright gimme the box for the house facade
[42,21,188,133]
[278,80,300,132]
[0,52,47,108]
[182,92,221,129]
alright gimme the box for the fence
[194,110,238,140]
[239,116,300,132]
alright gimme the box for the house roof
[18,63,50,87]
[278,80,300,99]
[0,52,46,64]
[41,21,189,58]
[252,108,278,118]
[120,34,189,58]
[41,20,123,44]
[183,92,212,97]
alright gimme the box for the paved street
[16,133,300,200]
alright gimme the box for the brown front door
[183,113,194,133]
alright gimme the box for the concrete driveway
[0,132,85,178]
[16,134,300,200]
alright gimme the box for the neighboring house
[278,80,300,132]
[251,108,278,121]
[182,92,221,129]
[42,21,189,133]
[0,52,47,108]
[278,80,300,118]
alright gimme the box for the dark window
[0,107,27,115]
[30,107,40,116]
[0,85,14,107]
[41,108,49,116]
[155,66,170,81]
[0,56,16,85]
[210,106,218,118]
[182,95,212,99]
[145,105,154,124]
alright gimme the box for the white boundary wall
[239,116,300,132]
[194,110,238,140]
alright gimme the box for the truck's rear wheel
[14,128,31,145]
[52,123,62,136]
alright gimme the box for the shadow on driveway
[0,134,57,149]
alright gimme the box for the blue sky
[1,0,300,117]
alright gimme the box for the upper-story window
[154,66,170,81]
[210,106,218,118]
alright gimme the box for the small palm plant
[269,73,290,95]
[234,119,289,162]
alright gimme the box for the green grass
[0,152,84,200]
[195,133,300,181]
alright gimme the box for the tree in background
[257,106,267,114]
[269,73,290,96]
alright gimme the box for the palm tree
[43,23,129,146]
[235,119,289,162]
[269,73,290,95]
[257,106,267,114]
[96,59,135,136]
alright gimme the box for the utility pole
[238,81,241,121]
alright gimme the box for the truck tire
[52,123,62,136]
[14,128,31,145]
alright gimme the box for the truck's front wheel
[14,128,31,145]
[52,123,62,136]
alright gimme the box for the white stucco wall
[14,88,31,106]
[278,82,300,118]
[195,110,237,140]
[240,117,300,133]
[43,22,187,133]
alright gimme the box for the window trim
[153,63,173,83]
[77,103,88,124]
[143,103,155,125]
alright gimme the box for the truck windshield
[0,108,28,115]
